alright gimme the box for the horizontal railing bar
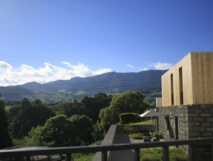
[0,137,213,157]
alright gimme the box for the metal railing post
[101,151,107,161]
[66,153,72,161]
[162,145,169,161]
[134,148,140,161]
[188,144,194,161]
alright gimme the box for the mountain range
[0,70,166,102]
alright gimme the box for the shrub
[69,115,94,145]
[72,153,94,161]
[170,148,188,161]
[141,148,162,161]
[39,115,76,146]
[99,91,148,131]
[129,132,144,140]
[9,100,55,138]
[119,113,142,124]
[24,126,43,146]
[140,148,188,161]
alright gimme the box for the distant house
[160,52,213,107]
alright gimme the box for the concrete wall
[161,52,213,107]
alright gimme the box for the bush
[39,115,76,146]
[72,153,94,161]
[99,91,148,131]
[141,148,162,161]
[129,132,144,140]
[119,113,142,124]
[26,114,95,146]
[69,115,94,145]
[9,100,55,138]
[24,126,43,146]
[170,148,188,161]
[140,148,188,161]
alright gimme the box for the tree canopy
[9,99,55,138]
[69,115,94,145]
[99,91,148,131]
[39,115,76,146]
[0,100,12,148]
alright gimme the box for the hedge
[119,113,142,124]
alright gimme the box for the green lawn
[72,153,94,161]
[128,119,155,126]
[140,147,188,161]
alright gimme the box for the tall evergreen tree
[0,100,12,148]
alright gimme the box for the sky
[0,0,213,86]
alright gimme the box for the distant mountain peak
[0,70,166,102]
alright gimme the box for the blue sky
[0,0,213,85]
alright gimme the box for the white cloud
[0,60,112,86]
[153,62,172,70]
[126,64,135,69]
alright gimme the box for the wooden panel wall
[191,53,213,104]
[162,54,193,107]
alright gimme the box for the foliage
[72,153,94,161]
[9,99,55,138]
[63,101,86,117]
[111,91,147,116]
[27,114,94,146]
[119,113,142,124]
[0,100,12,148]
[127,119,155,126]
[99,91,147,131]
[129,132,144,140]
[170,148,188,161]
[24,126,43,146]
[141,148,162,161]
[140,148,188,161]
[99,107,114,132]
[82,93,112,122]
[69,115,94,145]
[53,93,111,123]
[39,115,76,146]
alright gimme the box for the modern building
[158,52,213,161]
[161,52,213,107]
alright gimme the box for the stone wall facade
[158,106,189,140]
[158,104,213,140]
[158,104,213,161]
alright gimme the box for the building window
[179,67,183,105]
[170,73,174,105]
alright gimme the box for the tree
[0,100,12,148]
[63,101,86,117]
[99,107,114,132]
[110,91,147,118]
[24,126,43,146]
[10,100,55,138]
[82,93,111,122]
[39,115,76,146]
[69,115,94,145]
[99,91,148,131]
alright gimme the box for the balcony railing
[0,137,213,161]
